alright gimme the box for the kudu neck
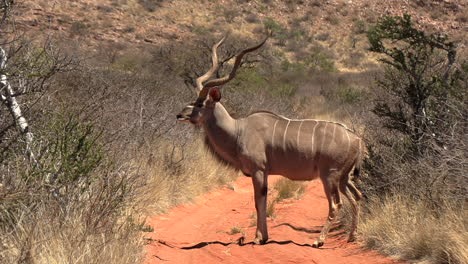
[203,103,239,143]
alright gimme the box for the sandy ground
[144,176,404,264]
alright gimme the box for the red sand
[144,176,404,264]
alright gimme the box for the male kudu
[176,35,364,248]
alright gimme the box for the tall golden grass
[133,137,239,215]
[2,211,143,264]
[355,195,468,264]
[274,178,306,202]
[266,178,306,218]
[0,137,238,263]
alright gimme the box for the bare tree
[0,48,37,163]
[0,0,14,27]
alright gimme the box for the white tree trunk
[0,47,37,164]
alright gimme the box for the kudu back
[176,34,364,248]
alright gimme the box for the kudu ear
[209,87,222,102]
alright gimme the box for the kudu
[176,35,364,248]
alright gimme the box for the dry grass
[274,178,306,201]
[0,213,143,264]
[358,195,468,264]
[5,3,465,264]
[265,178,306,218]
[228,226,244,235]
[0,177,145,264]
[133,137,238,215]
[266,199,277,218]
[0,137,238,263]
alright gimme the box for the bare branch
[0,47,37,164]
[0,0,14,27]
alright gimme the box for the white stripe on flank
[331,124,336,148]
[283,120,291,150]
[358,137,362,157]
[311,121,318,154]
[274,114,352,132]
[272,120,279,146]
[319,122,328,155]
[296,121,304,147]
[345,129,351,156]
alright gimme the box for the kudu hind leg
[313,176,341,248]
[346,180,362,202]
[252,170,268,245]
[339,180,362,242]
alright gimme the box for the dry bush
[430,9,445,20]
[132,138,238,214]
[137,0,164,12]
[96,5,115,13]
[342,51,365,68]
[0,72,146,264]
[358,195,468,264]
[297,71,374,114]
[0,171,143,264]
[362,112,468,205]
[0,4,299,264]
[354,15,468,263]
[0,7,357,263]
[0,33,183,263]
[222,6,241,23]
[325,14,340,25]
[70,21,88,36]
[315,32,330,42]
[455,12,468,23]
[285,0,304,12]
[310,0,322,7]
[245,12,260,24]
[352,20,367,34]
[363,15,467,202]
[356,85,468,264]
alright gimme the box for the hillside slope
[14,0,468,71]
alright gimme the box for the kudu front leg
[252,170,268,245]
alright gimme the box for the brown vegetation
[0,1,466,263]
[359,195,468,264]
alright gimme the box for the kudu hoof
[253,237,267,245]
[312,240,324,248]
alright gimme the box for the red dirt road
[145,176,403,264]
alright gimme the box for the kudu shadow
[180,224,347,251]
[273,222,345,236]
[179,223,348,250]
[180,238,318,250]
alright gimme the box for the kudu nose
[176,114,182,119]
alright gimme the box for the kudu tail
[353,139,367,180]
[353,159,361,180]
